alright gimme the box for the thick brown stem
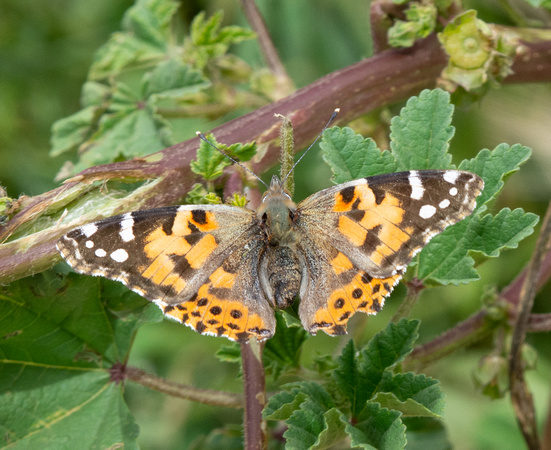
[241,341,267,450]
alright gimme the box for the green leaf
[417,208,539,284]
[263,381,334,421]
[0,372,139,449]
[50,106,102,157]
[279,386,346,450]
[74,107,169,173]
[122,0,179,48]
[142,59,209,98]
[374,372,445,417]
[89,0,179,79]
[320,127,397,184]
[333,339,367,418]
[390,89,454,170]
[311,408,350,450]
[464,208,539,258]
[263,312,309,380]
[458,143,532,211]
[416,219,479,284]
[388,3,437,48]
[358,319,420,402]
[346,403,406,449]
[185,11,255,69]
[263,390,309,421]
[190,135,256,181]
[0,272,157,448]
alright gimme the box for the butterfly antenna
[282,108,340,184]
[196,132,269,189]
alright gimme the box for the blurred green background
[1,1,550,449]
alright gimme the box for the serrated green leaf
[374,372,445,417]
[263,382,335,422]
[81,81,112,107]
[416,219,479,284]
[263,312,309,380]
[185,11,255,69]
[142,59,209,98]
[390,89,454,170]
[90,32,165,81]
[459,143,532,211]
[284,401,348,450]
[0,371,139,449]
[464,208,539,258]
[346,403,406,450]
[333,339,368,418]
[89,0,178,80]
[417,208,538,284]
[74,109,166,172]
[190,136,256,181]
[263,391,309,421]
[358,320,420,402]
[311,408,350,450]
[372,392,440,418]
[283,399,328,450]
[0,271,155,449]
[50,106,102,157]
[320,127,397,184]
[122,0,178,48]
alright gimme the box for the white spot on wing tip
[95,248,107,257]
[408,171,425,200]
[439,199,451,209]
[443,171,460,184]
[80,223,98,238]
[120,215,135,242]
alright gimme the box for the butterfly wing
[295,170,483,335]
[58,205,276,342]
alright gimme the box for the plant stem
[241,341,267,450]
[508,200,551,450]
[124,365,243,408]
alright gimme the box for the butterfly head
[257,175,298,244]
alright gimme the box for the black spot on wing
[191,209,207,225]
[339,186,356,204]
[368,182,386,205]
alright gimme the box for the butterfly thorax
[257,175,299,245]
[257,175,303,310]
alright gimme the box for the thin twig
[391,279,423,323]
[124,366,243,408]
[509,201,551,450]
[240,0,289,80]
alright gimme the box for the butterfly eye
[262,212,268,223]
[289,210,296,221]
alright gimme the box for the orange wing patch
[311,271,401,336]
[334,184,413,267]
[161,279,272,342]
[309,250,402,336]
